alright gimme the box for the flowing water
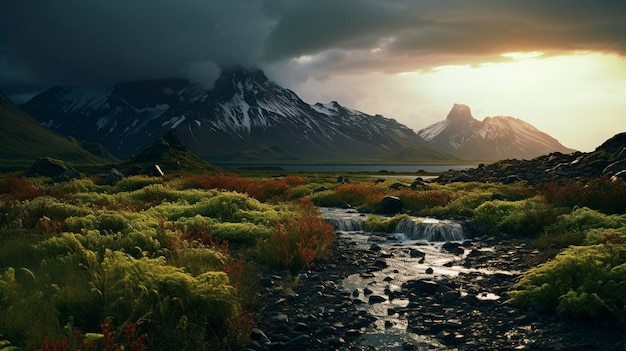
[319,207,515,350]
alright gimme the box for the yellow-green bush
[95,250,240,350]
[426,191,493,216]
[509,244,626,323]
[364,214,409,233]
[169,247,227,276]
[209,222,273,245]
[473,196,557,235]
[534,208,626,253]
[114,176,163,192]
[548,207,626,234]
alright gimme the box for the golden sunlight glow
[288,53,626,153]
[501,51,544,60]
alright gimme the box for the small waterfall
[326,217,365,232]
[394,217,465,242]
[318,207,366,231]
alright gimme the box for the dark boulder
[442,242,464,255]
[388,182,408,190]
[612,170,626,183]
[54,168,82,182]
[604,159,626,175]
[122,165,143,177]
[101,168,125,185]
[410,178,427,189]
[337,176,349,183]
[380,196,402,214]
[26,157,67,177]
[144,164,164,177]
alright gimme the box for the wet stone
[410,248,426,258]
[368,295,387,304]
[254,209,626,351]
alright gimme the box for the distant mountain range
[21,68,452,163]
[0,90,117,169]
[418,104,575,161]
[6,67,575,165]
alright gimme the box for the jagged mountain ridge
[418,104,576,161]
[0,90,117,168]
[22,68,453,163]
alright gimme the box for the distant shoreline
[217,163,477,173]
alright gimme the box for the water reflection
[319,207,515,350]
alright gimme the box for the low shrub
[364,214,409,233]
[533,208,626,254]
[38,318,148,351]
[0,176,44,202]
[169,248,227,276]
[177,172,305,202]
[426,191,493,217]
[547,207,626,234]
[93,250,241,350]
[209,222,272,245]
[115,176,163,192]
[258,199,335,272]
[396,189,450,212]
[539,178,626,214]
[311,182,385,211]
[508,243,626,324]
[473,196,557,235]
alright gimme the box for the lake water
[219,164,476,173]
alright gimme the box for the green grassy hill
[0,91,118,172]
[122,130,217,173]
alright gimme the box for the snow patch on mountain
[418,120,449,141]
[59,87,111,113]
[136,103,170,117]
[22,67,447,162]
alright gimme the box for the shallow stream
[318,207,517,350]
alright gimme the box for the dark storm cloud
[0,0,271,99]
[263,0,626,75]
[0,0,625,100]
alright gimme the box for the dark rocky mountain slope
[22,67,453,163]
[0,90,117,169]
[436,132,626,184]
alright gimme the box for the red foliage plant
[40,319,147,351]
[539,178,626,214]
[0,175,44,203]
[180,172,304,202]
[335,182,386,206]
[163,222,230,255]
[268,199,335,270]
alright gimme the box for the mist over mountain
[418,104,576,161]
[18,67,576,164]
[21,67,453,163]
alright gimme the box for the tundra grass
[2,171,626,348]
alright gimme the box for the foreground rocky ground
[246,232,626,351]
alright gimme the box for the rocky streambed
[246,208,625,351]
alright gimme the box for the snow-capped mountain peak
[418,104,575,161]
[22,67,447,162]
[446,103,473,122]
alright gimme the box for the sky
[1,0,625,152]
